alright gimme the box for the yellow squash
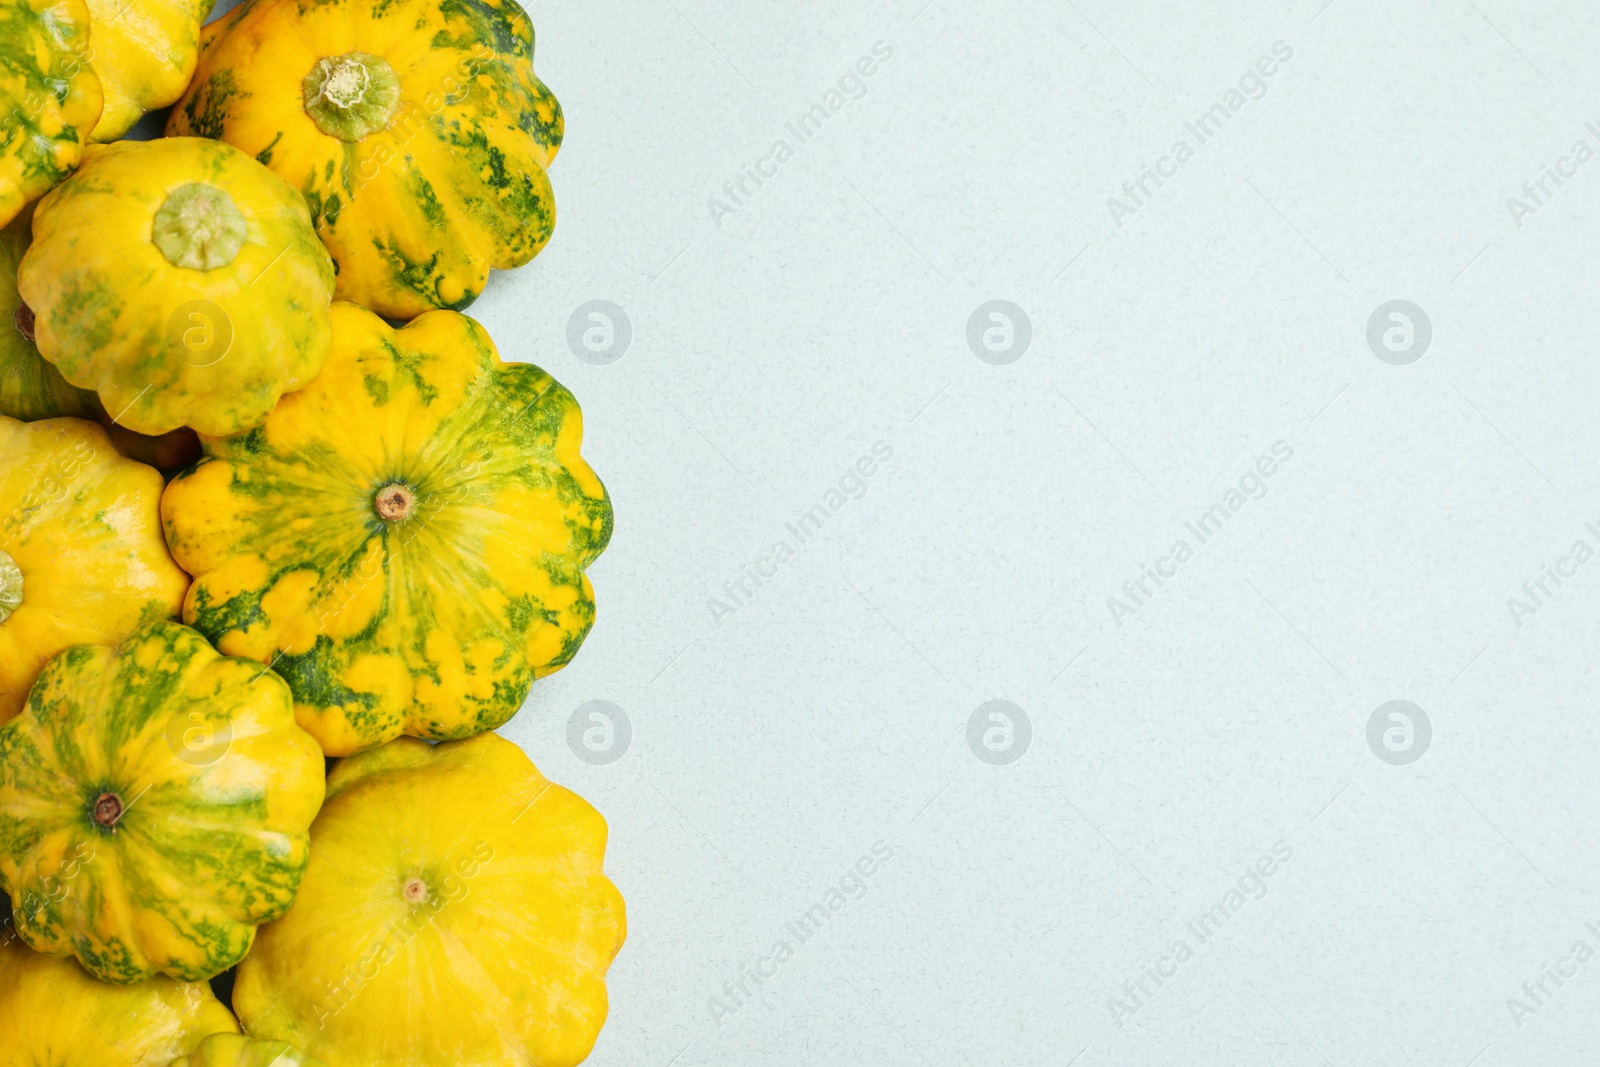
[0,416,188,723]
[0,913,240,1066]
[168,0,563,319]
[85,0,214,141]
[234,733,626,1067]
[169,1034,327,1067]
[162,302,611,756]
[1,203,201,470]
[0,621,327,983]
[0,204,93,422]
[18,137,336,437]
[0,0,102,228]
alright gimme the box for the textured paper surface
[186,0,1600,1063]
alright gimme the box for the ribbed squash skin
[235,734,625,1067]
[0,205,94,422]
[0,417,188,723]
[0,0,102,228]
[168,1033,328,1067]
[168,0,562,319]
[162,302,611,756]
[0,914,240,1066]
[0,206,202,470]
[18,137,336,437]
[0,621,327,983]
[84,0,214,142]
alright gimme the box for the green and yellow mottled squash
[0,912,240,1066]
[18,137,336,437]
[235,734,625,1067]
[0,204,92,422]
[0,0,102,229]
[0,621,326,983]
[85,0,214,142]
[1,203,202,470]
[162,302,611,756]
[168,1033,327,1067]
[168,0,562,320]
[0,417,188,724]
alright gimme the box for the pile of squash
[0,0,625,1064]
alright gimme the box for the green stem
[304,53,402,142]
[152,183,248,271]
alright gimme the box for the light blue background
[195,1,1600,1064]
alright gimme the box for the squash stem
[152,183,248,271]
[375,483,416,522]
[91,792,124,829]
[304,53,402,142]
[0,549,20,624]
[13,302,34,343]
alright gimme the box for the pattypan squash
[0,621,326,983]
[0,204,93,422]
[168,1033,327,1067]
[0,911,240,1066]
[1,203,201,470]
[18,137,335,437]
[85,0,214,141]
[0,0,101,228]
[234,733,625,1067]
[162,302,611,756]
[0,416,187,723]
[169,0,562,319]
